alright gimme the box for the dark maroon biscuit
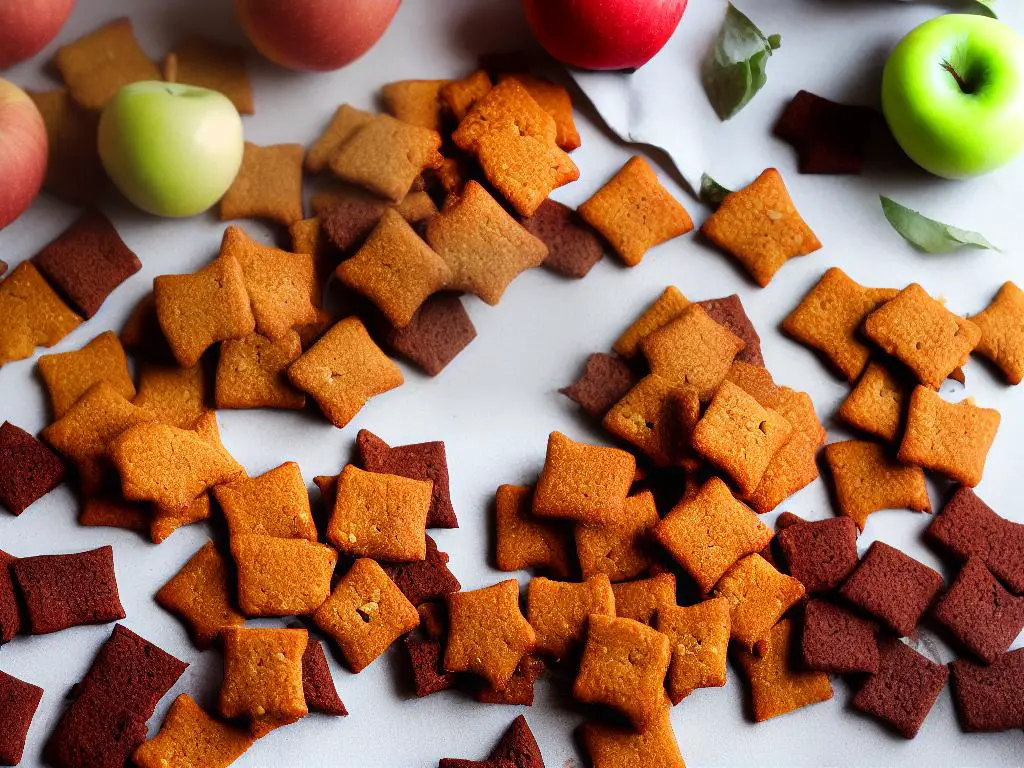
[0,421,66,516]
[0,550,20,644]
[777,517,858,594]
[801,599,879,674]
[439,760,512,768]
[404,634,457,697]
[931,558,1024,665]
[357,429,458,529]
[381,535,461,605]
[839,541,943,637]
[488,715,545,768]
[949,648,1024,732]
[320,195,388,252]
[0,670,43,766]
[31,209,141,319]
[926,487,1024,594]
[301,634,348,716]
[776,511,808,530]
[559,352,639,419]
[474,656,544,706]
[521,199,604,279]
[0,260,6,277]
[44,686,148,768]
[852,637,948,739]
[382,293,477,377]
[697,294,764,367]
[12,546,125,635]
[773,90,878,175]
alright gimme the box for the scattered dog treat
[776,517,859,594]
[527,574,615,660]
[382,79,448,131]
[26,88,106,205]
[163,36,254,114]
[44,686,148,768]
[773,90,877,174]
[220,142,305,226]
[949,649,1024,732]
[441,714,545,768]
[575,490,659,582]
[611,572,676,626]
[613,286,689,358]
[473,653,545,706]
[0,262,83,368]
[494,484,574,579]
[559,352,639,418]
[291,626,347,716]
[0,421,66,516]
[0,550,20,643]
[315,186,436,253]
[150,492,213,545]
[404,633,457,698]
[602,373,698,467]
[306,105,373,174]
[380,535,461,606]
[713,553,805,650]
[0,669,43,766]
[214,462,317,540]
[215,331,306,410]
[500,73,581,152]
[800,599,879,674]
[522,199,604,279]
[232,534,338,616]
[836,361,910,442]
[971,281,1024,384]
[579,710,684,768]
[133,359,210,428]
[218,627,308,733]
[698,294,764,367]
[133,695,255,768]
[657,596,731,704]
[441,69,492,122]
[379,292,477,376]
[38,331,135,418]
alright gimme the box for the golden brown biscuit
[215,332,306,410]
[219,142,305,226]
[613,286,690,358]
[441,70,492,121]
[611,573,676,626]
[0,263,82,368]
[213,462,317,540]
[575,490,659,583]
[232,534,337,617]
[382,80,448,131]
[603,374,699,467]
[971,281,1024,384]
[713,553,805,650]
[134,695,255,768]
[163,36,253,114]
[219,627,308,731]
[836,361,911,443]
[658,596,731,704]
[499,73,581,151]
[134,362,209,429]
[38,331,135,418]
[495,484,575,579]
[306,104,373,174]
[527,574,615,660]
[579,709,684,768]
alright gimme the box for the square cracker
[213,462,317,541]
[27,89,106,204]
[215,331,306,410]
[579,709,684,768]
[0,263,82,368]
[441,70,493,122]
[613,286,690,358]
[603,374,699,468]
[134,695,254,768]
[495,484,575,579]
[306,104,373,174]
[657,597,731,703]
[220,142,305,226]
[713,553,805,650]
[134,361,209,428]
[611,573,676,626]
[381,292,477,377]
[38,331,135,418]
[500,73,581,151]
[163,36,253,114]
[219,627,308,730]
[0,422,65,516]
[232,534,337,617]
[527,574,615,660]
[852,637,947,738]
[836,361,911,443]
[576,490,659,583]
[971,281,1024,384]
[382,79,448,132]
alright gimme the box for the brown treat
[441,70,493,122]
[773,90,876,174]
[215,331,306,410]
[852,637,948,738]
[289,217,326,263]
[313,558,420,673]
[119,293,170,359]
[495,484,574,579]
[382,79,448,131]
[573,615,671,729]
[428,155,470,198]
[801,599,880,674]
[150,492,212,545]
[32,209,141,319]
[134,695,255,768]
[44,685,147,768]
[777,517,859,594]
[931,558,1024,664]
[611,573,676,626]
[654,477,772,593]
[603,374,699,467]
[823,440,931,530]
[0,262,82,367]
[220,142,304,225]
[405,634,457,697]
[155,541,245,648]
[698,294,764,367]
[836,361,910,442]
[445,580,537,690]
[426,181,548,305]
[500,73,581,151]
[560,352,639,419]
[134,362,209,428]
[380,535,461,606]
[949,649,1024,732]
[926,488,1024,593]
[776,511,807,530]
[232,535,337,617]
[219,627,308,731]
[27,89,106,204]
[971,281,1024,383]
[840,541,943,637]
[714,554,805,650]
[0,421,66,516]
[0,670,43,766]
[418,602,448,640]
[613,286,690,358]
[474,655,545,706]
[0,550,22,643]
[381,292,477,376]
[734,618,833,721]
[533,431,635,526]
[54,18,159,111]
[522,199,604,279]
[314,186,437,252]
[79,492,149,533]
[0,260,5,276]
[214,462,317,540]
[657,597,731,703]
[306,104,373,174]
[579,156,693,267]
[701,168,820,286]
[526,574,615,660]
[579,710,685,768]
[163,36,253,114]
[781,267,898,381]
[897,387,999,487]
[576,489,659,582]
[487,714,545,768]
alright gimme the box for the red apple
[0,78,47,229]
[524,0,686,71]
[0,0,77,69]
[236,0,401,72]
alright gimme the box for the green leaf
[879,196,999,254]
[701,3,781,121]
[700,174,733,208]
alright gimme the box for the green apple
[98,81,244,217]
[883,14,1024,178]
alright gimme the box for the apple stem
[941,60,971,94]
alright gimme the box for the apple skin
[0,78,47,230]
[98,82,244,218]
[883,14,1024,179]
[0,0,76,69]
[236,0,401,72]
[523,0,687,71]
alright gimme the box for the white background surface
[1,0,1023,766]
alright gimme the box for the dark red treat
[777,517,858,594]
[801,599,879,674]
[839,541,943,637]
[319,196,388,252]
[0,421,66,516]
[853,637,948,739]
[381,535,461,605]
[357,429,458,529]
[475,656,544,706]
[776,511,808,530]
[11,546,126,635]
[301,634,348,716]
[382,293,477,377]
[489,715,545,768]
[926,487,1024,594]
[559,352,639,419]
[404,634,457,697]
[931,558,1024,664]
[697,294,764,367]
[0,260,6,277]
[521,199,604,279]
[44,686,148,768]
[0,669,43,766]
[949,648,1024,732]
[0,550,20,644]
[439,760,513,768]
[773,90,878,175]
[31,209,141,319]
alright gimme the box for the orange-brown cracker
[898,387,1000,487]
[657,596,731,704]
[713,553,805,650]
[134,694,255,768]
[79,493,149,533]
[38,331,135,418]
[214,462,317,541]
[653,476,772,593]
[640,304,745,402]
[27,89,106,204]
[305,104,373,174]
[575,489,659,582]
[313,558,420,673]
[326,464,431,561]
[613,286,690,358]
[533,431,635,526]
[573,614,671,729]
[971,281,1024,384]
[579,156,693,267]
[579,709,685,768]
[602,374,699,467]
[611,573,676,626]
[54,18,160,111]
[150,493,212,544]
[495,483,575,579]
[526,574,615,660]
[0,262,82,368]
[382,79,448,131]
[232,534,337,617]
[287,316,404,429]
[441,70,492,121]
[500,73,581,151]
[734,618,833,721]
[426,180,547,305]
[863,283,981,389]
[219,627,308,730]
[837,361,910,443]
[444,579,537,690]
[215,331,306,410]
[823,439,931,530]
[155,540,245,648]
[163,36,253,114]
[219,142,305,226]
[701,168,820,287]
[134,362,209,429]
[288,217,324,259]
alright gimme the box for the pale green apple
[882,14,1024,178]
[98,81,244,217]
